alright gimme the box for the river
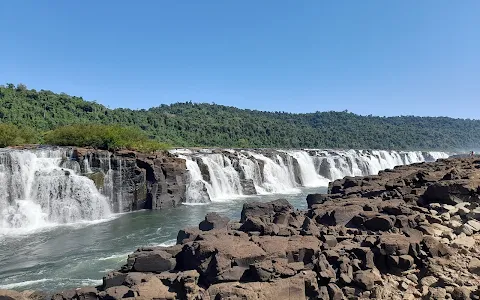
[0,187,325,292]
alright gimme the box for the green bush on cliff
[0,123,38,147]
[43,124,170,152]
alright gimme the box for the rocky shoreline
[3,156,480,299]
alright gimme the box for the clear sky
[0,1,478,118]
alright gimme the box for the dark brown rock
[364,215,394,231]
[422,236,454,257]
[240,199,293,222]
[306,194,329,208]
[198,212,230,231]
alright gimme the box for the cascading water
[200,154,243,200]
[0,149,112,234]
[179,149,449,203]
[0,147,450,229]
[248,152,300,194]
[284,150,330,187]
[182,156,212,203]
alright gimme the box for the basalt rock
[240,198,293,222]
[71,148,187,212]
[198,212,230,231]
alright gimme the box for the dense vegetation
[1,83,479,150]
[44,124,170,152]
[0,123,37,147]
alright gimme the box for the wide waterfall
[0,149,112,234]
[178,149,449,203]
[0,147,449,233]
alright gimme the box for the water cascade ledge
[176,149,449,203]
[0,147,448,233]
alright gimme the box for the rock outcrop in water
[71,148,187,210]
[7,156,478,299]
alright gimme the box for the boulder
[240,216,266,233]
[177,234,266,284]
[364,215,394,231]
[306,194,329,208]
[132,250,176,273]
[103,271,128,289]
[422,236,453,257]
[206,271,318,300]
[241,199,293,222]
[103,286,134,299]
[198,212,230,231]
[422,180,480,205]
[131,276,176,299]
[314,205,364,227]
[353,270,381,291]
[176,227,201,244]
[468,258,480,274]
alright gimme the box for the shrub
[43,124,171,152]
[0,123,38,147]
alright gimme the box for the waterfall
[284,150,330,187]
[183,156,212,203]
[0,147,450,229]
[248,152,300,194]
[200,154,243,200]
[179,149,449,203]
[0,149,112,234]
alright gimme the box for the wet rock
[240,179,257,195]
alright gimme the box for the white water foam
[180,149,449,203]
[0,149,112,236]
[0,278,51,289]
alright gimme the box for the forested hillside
[1,83,478,150]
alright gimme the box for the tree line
[1,83,479,151]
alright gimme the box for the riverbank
[3,155,479,299]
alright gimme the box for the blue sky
[0,1,478,118]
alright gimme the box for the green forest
[0,83,479,151]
